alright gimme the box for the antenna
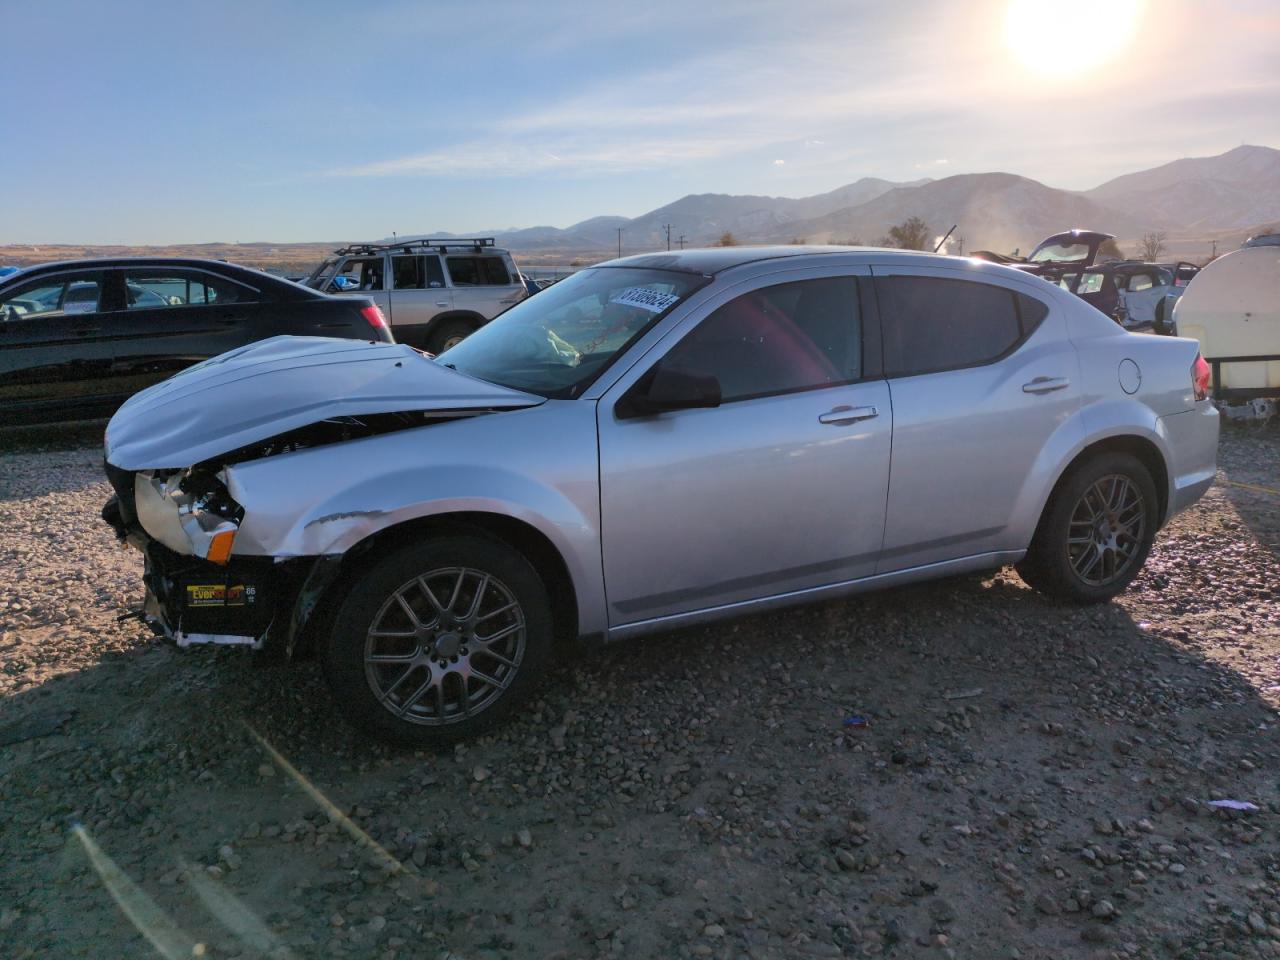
[934,225,957,254]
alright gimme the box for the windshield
[304,258,338,289]
[439,266,708,398]
[1030,241,1092,263]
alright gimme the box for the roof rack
[334,238,496,256]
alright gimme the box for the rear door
[0,268,123,415]
[106,267,258,393]
[871,267,1078,572]
[389,253,450,336]
[445,254,525,320]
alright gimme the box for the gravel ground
[1,423,1277,960]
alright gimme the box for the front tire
[323,536,552,745]
[1016,452,1158,604]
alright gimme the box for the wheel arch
[289,511,580,659]
[1038,433,1171,535]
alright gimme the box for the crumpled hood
[105,336,542,470]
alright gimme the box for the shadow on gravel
[0,419,106,454]
[3,567,1277,958]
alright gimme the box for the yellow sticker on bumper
[186,584,250,607]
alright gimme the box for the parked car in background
[1054,261,1191,329]
[102,246,1218,744]
[971,229,1116,274]
[1172,233,1280,400]
[303,238,527,353]
[0,257,390,422]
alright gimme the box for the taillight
[1192,354,1211,401]
[360,304,388,332]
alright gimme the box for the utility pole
[1211,239,1217,260]
[616,227,623,260]
[676,235,687,250]
[664,224,672,251]
[956,235,964,256]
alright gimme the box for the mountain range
[406,144,1280,257]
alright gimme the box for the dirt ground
[1,423,1277,960]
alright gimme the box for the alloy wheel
[363,567,526,725]
[1065,474,1146,587]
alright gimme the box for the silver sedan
[102,246,1220,744]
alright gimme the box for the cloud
[773,159,786,166]
[329,1,1280,188]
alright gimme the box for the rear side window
[392,255,446,289]
[1128,273,1154,292]
[447,256,513,286]
[876,276,1044,377]
[122,270,251,308]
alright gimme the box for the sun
[1004,0,1142,74]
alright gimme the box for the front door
[328,255,391,320]
[871,267,1080,572]
[0,268,123,417]
[597,272,892,627]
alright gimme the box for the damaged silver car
[103,247,1219,744]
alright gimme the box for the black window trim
[870,271,1051,380]
[631,274,882,409]
[113,266,261,311]
[0,267,114,317]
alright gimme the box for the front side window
[440,266,707,397]
[447,256,512,286]
[122,270,249,308]
[0,272,102,319]
[660,278,861,402]
[1128,273,1154,292]
[331,257,383,292]
[877,276,1044,377]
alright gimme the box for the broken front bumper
[140,537,279,649]
[104,461,346,656]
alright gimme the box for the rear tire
[1016,452,1158,604]
[426,320,477,355]
[322,536,552,745]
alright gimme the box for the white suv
[304,238,527,353]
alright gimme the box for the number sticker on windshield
[609,287,680,313]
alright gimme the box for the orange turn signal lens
[207,529,236,565]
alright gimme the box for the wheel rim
[364,567,526,725]
[1066,474,1146,587]
[441,334,466,351]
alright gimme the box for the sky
[3,0,1278,244]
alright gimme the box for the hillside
[762,173,1145,252]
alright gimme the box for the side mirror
[617,365,721,419]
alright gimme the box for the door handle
[435,300,449,307]
[819,405,878,425]
[216,316,246,326]
[1022,376,1070,394]
[74,326,101,336]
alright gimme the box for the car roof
[0,257,321,298]
[594,245,1047,279]
[597,245,983,276]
